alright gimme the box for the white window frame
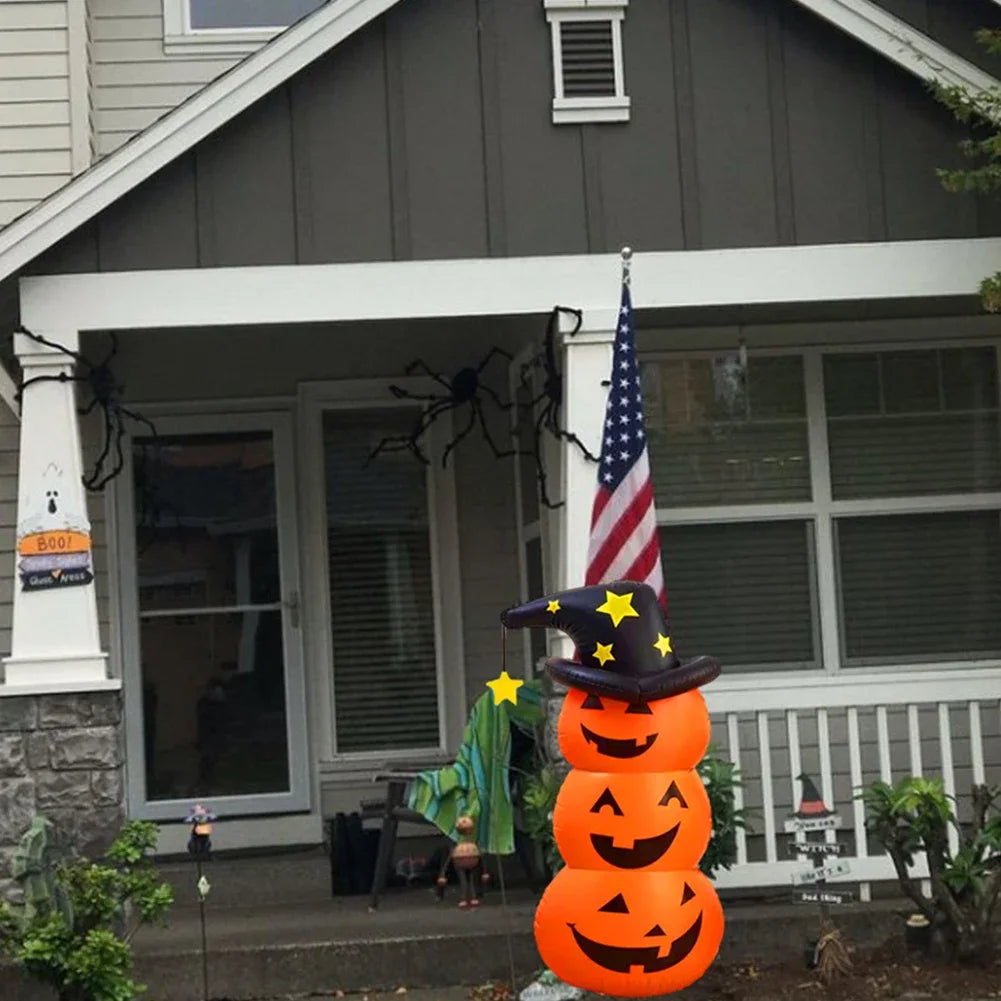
[645,338,1001,678]
[297,379,466,767]
[544,0,630,125]
[163,0,293,57]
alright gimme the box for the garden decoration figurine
[186,804,217,1001]
[436,814,487,908]
[501,580,724,998]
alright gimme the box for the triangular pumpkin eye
[591,788,624,816]
[625,702,653,715]
[681,882,696,904]
[644,923,666,937]
[581,693,603,710]
[598,893,629,914]
[659,780,688,808]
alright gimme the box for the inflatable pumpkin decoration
[501,580,723,998]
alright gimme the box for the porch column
[2,328,110,690]
[547,321,614,663]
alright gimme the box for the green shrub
[858,777,1001,962]
[0,816,173,1001]
[698,745,751,879]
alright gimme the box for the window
[323,409,441,753]
[643,343,1001,674]
[544,0,630,124]
[163,0,325,55]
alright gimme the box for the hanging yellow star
[594,642,616,666]
[653,633,673,657]
[486,670,523,706]
[595,589,639,628]
[547,600,561,614]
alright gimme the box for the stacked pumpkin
[502,581,725,998]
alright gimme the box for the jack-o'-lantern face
[558,688,711,772]
[553,768,711,871]
[534,868,724,997]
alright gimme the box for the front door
[117,412,309,819]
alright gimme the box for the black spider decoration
[516,305,600,509]
[368,347,518,468]
[14,326,158,492]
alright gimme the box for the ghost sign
[16,463,94,592]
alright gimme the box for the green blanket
[407,679,543,855]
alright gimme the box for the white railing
[704,668,1001,899]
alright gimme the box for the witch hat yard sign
[794,773,836,819]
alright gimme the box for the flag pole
[621,245,632,287]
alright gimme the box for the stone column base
[0,691,125,897]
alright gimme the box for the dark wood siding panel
[290,19,393,264]
[195,87,297,267]
[782,1,877,244]
[875,61,977,241]
[687,0,778,248]
[591,0,684,253]
[24,223,98,275]
[388,0,488,260]
[492,0,587,257]
[97,153,199,271]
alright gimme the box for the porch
[3,239,1001,876]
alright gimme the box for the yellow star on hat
[547,600,561,614]
[486,670,523,706]
[653,633,673,657]
[595,589,639,628]
[594,642,615,666]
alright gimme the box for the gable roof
[0,0,997,288]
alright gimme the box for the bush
[0,815,174,1001]
[858,777,1001,962]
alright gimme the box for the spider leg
[474,346,514,375]
[440,405,477,468]
[472,399,521,460]
[89,410,128,493]
[100,331,119,369]
[367,398,452,465]
[403,359,454,394]
[15,327,86,366]
[533,405,563,510]
[544,400,600,463]
[83,404,116,492]
[16,372,84,402]
[389,384,447,404]
[478,382,515,413]
[119,404,159,441]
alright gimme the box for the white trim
[19,238,1001,333]
[545,2,630,126]
[790,0,1001,104]
[297,378,466,759]
[66,0,90,175]
[0,0,408,285]
[0,678,121,698]
[113,409,313,822]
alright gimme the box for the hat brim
[547,654,721,704]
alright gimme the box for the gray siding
[31,0,1001,277]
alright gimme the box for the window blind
[837,511,1001,664]
[644,356,810,507]
[825,348,1001,499]
[323,410,439,753]
[659,520,818,672]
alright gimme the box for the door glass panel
[134,433,290,802]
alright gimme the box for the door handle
[284,590,300,629]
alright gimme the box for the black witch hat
[500,580,720,704]
[794,773,835,818]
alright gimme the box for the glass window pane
[189,0,325,29]
[141,610,289,800]
[824,354,879,417]
[659,520,818,672]
[324,410,439,752]
[837,511,1001,664]
[825,348,1001,499]
[644,355,811,507]
[134,433,280,610]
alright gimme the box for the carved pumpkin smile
[580,723,658,759]
[569,912,703,973]
[589,823,680,868]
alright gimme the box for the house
[0,0,1000,902]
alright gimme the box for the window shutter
[323,410,440,753]
[659,520,818,672]
[559,20,617,98]
[837,511,1001,664]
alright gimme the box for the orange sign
[18,530,91,557]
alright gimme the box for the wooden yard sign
[786,773,853,907]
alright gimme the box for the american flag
[584,271,666,607]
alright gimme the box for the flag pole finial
[621,246,632,286]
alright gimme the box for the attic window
[545,0,629,124]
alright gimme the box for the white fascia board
[0,0,407,286]
[790,0,1001,99]
[19,237,1001,334]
